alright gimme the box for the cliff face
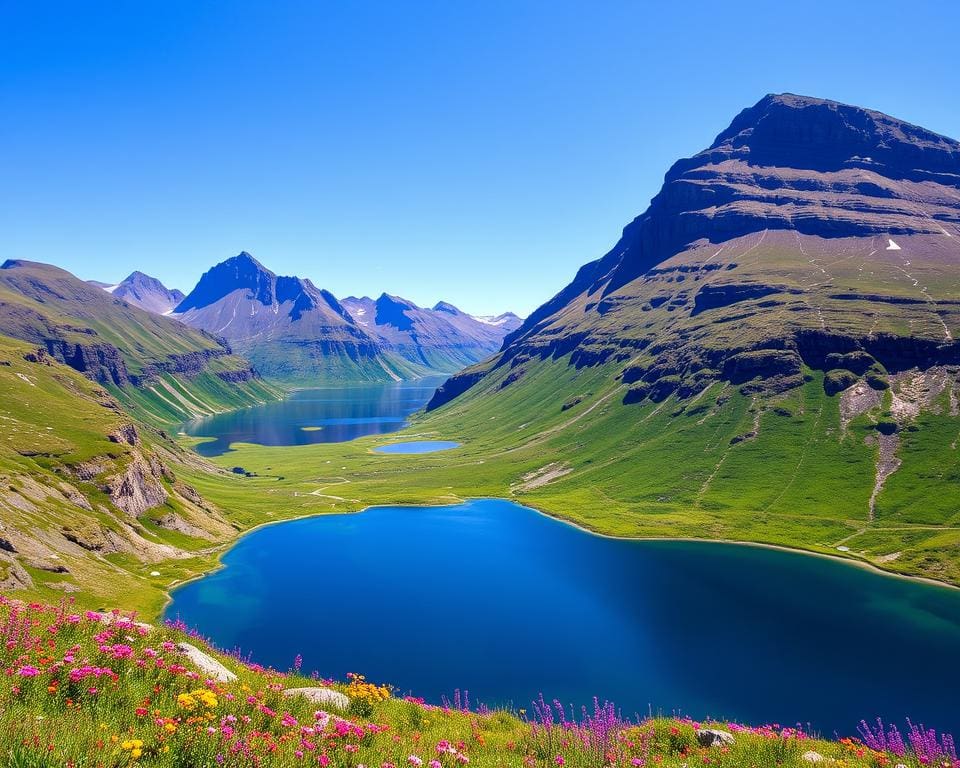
[430,94,960,410]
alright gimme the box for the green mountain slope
[0,260,280,424]
[0,334,252,613]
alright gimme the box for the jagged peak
[376,292,419,310]
[432,300,462,314]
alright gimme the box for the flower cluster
[0,595,956,768]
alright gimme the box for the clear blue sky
[2,1,958,316]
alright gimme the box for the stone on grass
[696,729,735,747]
[176,641,237,682]
[802,751,826,763]
[282,687,350,711]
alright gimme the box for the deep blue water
[183,378,447,457]
[166,499,960,736]
[374,440,461,454]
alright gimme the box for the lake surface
[374,440,461,454]
[166,499,960,735]
[183,378,447,457]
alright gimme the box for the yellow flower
[121,740,133,750]
[131,748,142,759]
[177,692,197,710]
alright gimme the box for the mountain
[92,271,186,315]
[423,94,960,583]
[173,253,423,382]
[0,259,278,424]
[341,294,519,373]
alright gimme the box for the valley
[3,91,960,743]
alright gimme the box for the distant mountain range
[90,252,521,383]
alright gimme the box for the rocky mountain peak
[374,293,417,330]
[702,93,960,178]
[175,252,277,312]
[584,93,960,295]
[110,272,185,314]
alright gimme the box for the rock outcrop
[282,687,350,711]
[175,642,237,683]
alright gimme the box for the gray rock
[282,687,350,711]
[696,729,735,747]
[802,751,826,763]
[176,642,237,682]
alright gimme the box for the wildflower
[409,757,423,767]
[17,665,40,677]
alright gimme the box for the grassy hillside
[0,260,281,425]
[1,595,953,765]
[0,334,266,615]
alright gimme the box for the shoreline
[159,489,960,622]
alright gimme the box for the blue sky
[2,1,959,316]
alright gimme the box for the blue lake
[183,378,447,457]
[166,498,960,736]
[374,440,461,454]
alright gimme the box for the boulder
[696,729,735,747]
[176,642,237,683]
[282,687,350,711]
[802,751,826,763]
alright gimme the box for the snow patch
[886,238,901,251]
[472,314,510,326]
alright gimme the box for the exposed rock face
[43,339,130,387]
[102,455,168,516]
[108,423,140,446]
